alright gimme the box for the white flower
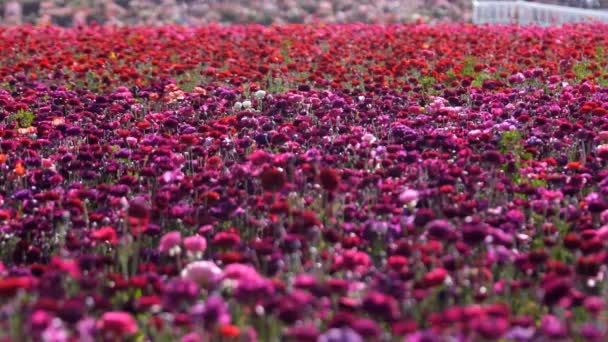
[254,90,266,100]
[242,100,252,109]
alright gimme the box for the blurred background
[1,0,608,26]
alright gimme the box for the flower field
[2,23,608,341]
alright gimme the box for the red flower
[319,168,340,192]
[212,231,241,248]
[179,134,199,146]
[387,255,408,271]
[423,268,448,288]
[0,277,36,298]
[91,226,118,245]
[576,255,601,277]
[219,324,240,338]
[127,199,150,235]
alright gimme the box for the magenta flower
[158,231,182,255]
[183,235,207,256]
[96,312,138,337]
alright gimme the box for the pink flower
[184,235,207,254]
[42,318,68,342]
[126,137,138,147]
[181,332,203,342]
[181,261,223,289]
[223,263,261,283]
[30,310,52,331]
[598,131,608,142]
[399,189,419,205]
[97,312,138,337]
[158,231,182,254]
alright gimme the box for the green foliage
[420,75,436,88]
[529,178,547,188]
[462,55,476,78]
[8,109,34,128]
[595,45,605,62]
[573,61,592,81]
[499,130,523,155]
[471,72,492,88]
[281,39,293,64]
[445,69,458,82]
[499,130,532,186]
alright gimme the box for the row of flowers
[0,23,608,341]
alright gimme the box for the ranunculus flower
[426,219,455,241]
[90,226,118,246]
[181,261,223,289]
[318,327,363,342]
[260,167,287,193]
[127,199,150,235]
[183,235,207,255]
[97,312,138,337]
[399,188,419,206]
[422,268,448,288]
[540,315,567,339]
[158,231,182,255]
[0,276,36,298]
[597,144,608,160]
[319,168,340,192]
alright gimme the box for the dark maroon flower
[426,219,455,241]
[351,318,381,339]
[319,168,340,192]
[461,223,488,245]
[361,291,399,322]
[414,208,435,227]
[127,199,150,235]
[542,277,572,306]
[483,150,503,165]
[474,317,509,340]
[576,255,601,277]
[260,167,287,193]
[212,231,241,248]
[58,299,84,324]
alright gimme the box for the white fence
[473,0,608,25]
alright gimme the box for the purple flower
[162,278,199,311]
[195,296,231,329]
[318,327,363,342]
[504,326,536,341]
[405,331,443,342]
[579,324,605,341]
